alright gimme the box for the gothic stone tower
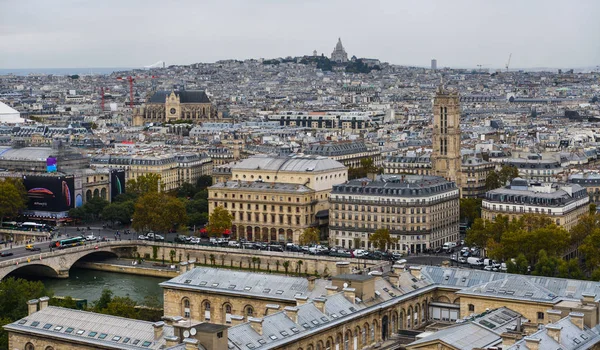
[431,84,462,189]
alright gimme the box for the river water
[37,267,167,304]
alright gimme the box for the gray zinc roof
[231,154,345,173]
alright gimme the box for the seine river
[37,267,167,304]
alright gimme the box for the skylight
[112,336,121,341]
[184,279,192,284]
[31,322,40,327]
[142,341,152,347]
[88,331,97,337]
[65,328,74,333]
[54,326,62,331]
[123,337,130,343]
[269,335,278,340]
[42,323,52,330]
[76,330,85,335]
[99,333,107,339]
[17,320,27,325]
[132,339,140,345]
[212,283,219,287]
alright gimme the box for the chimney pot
[307,276,316,291]
[183,338,199,350]
[523,336,541,350]
[313,297,326,314]
[295,295,309,306]
[343,287,356,304]
[153,321,165,340]
[336,261,350,275]
[265,304,281,316]
[326,286,339,295]
[409,266,422,279]
[284,306,299,323]
[39,296,50,311]
[165,336,179,348]
[27,299,39,316]
[230,315,245,326]
[569,312,585,330]
[249,317,264,335]
[546,324,562,342]
[547,309,562,324]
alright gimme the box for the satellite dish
[343,282,349,288]
[190,328,197,336]
[183,330,190,338]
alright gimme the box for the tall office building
[431,83,462,190]
[431,59,437,70]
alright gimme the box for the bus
[20,222,47,231]
[50,236,85,249]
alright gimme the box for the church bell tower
[431,82,462,189]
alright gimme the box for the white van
[443,242,457,251]
[467,257,483,266]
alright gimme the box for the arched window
[25,343,34,350]
[202,301,211,320]
[45,347,54,350]
[245,306,254,317]
[225,304,232,313]
[182,298,191,318]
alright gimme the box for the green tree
[282,261,290,275]
[196,175,213,189]
[532,250,558,277]
[132,192,188,233]
[84,196,109,219]
[506,253,529,275]
[68,206,91,222]
[485,171,501,190]
[579,228,600,270]
[102,200,135,225]
[0,178,27,225]
[299,227,320,246]
[498,165,519,185]
[209,254,216,265]
[570,213,599,246]
[459,198,482,226]
[369,228,397,251]
[557,259,584,280]
[205,206,233,237]
[275,260,280,272]
[104,296,138,318]
[169,249,176,264]
[49,296,79,309]
[590,203,597,214]
[297,260,304,275]
[93,289,113,312]
[126,173,162,196]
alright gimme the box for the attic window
[321,317,328,322]
[269,335,278,340]
[312,320,320,325]
[280,331,289,337]
[184,280,192,284]
[142,341,152,347]
[263,289,271,293]
[228,285,236,289]
[65,328,74,333]
[76,330,85,335]
[276,290,284,295]
[212,283,219,287]
[43,324,52,329]
[199,281,207,286]
[18,320,27,325]
[246,343,256,349]
[244,287,252,291]
[258,339,266,345]
[339,310,347,315]
[54,326,62,331]
[112,336,121,341]
[31,322,40,327]
[291,327,300,333]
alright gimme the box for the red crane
[116,76,135,108]
[100,87,105,111]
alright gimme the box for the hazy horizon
[1,0,599,70]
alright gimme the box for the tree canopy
[0,178,27,224]
[126,174,162,197]
[459,198,482,226]
[205,206,233,237]
[299,227,320,246]
[132,192,187,233]
[369,228,397,251]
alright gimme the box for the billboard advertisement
[22,175,75,212]
[110,169,126,200]
[46,157,57,173]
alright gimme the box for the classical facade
[482,178,589,231]
[431,84,462,190]
[329,175,460,253]
[570,173,600,205]
[266,111,376,130]
[208,154,347,243]
[331,38,348,63]
[132,90,218,126]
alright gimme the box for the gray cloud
[1,0,599,69]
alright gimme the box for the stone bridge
[0,240,386,280]
[0,241,136,280]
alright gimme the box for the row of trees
[465,208,600,279]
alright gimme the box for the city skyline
[1,0,599,70]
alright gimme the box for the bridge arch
[3,263,60,280]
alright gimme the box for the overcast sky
[1,0,599,69]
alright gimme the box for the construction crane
[100,87,105,111]
[505,53,512,72]
[116,76,135,108]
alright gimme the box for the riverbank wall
[75,261,179,278]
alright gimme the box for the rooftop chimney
[165,336,179,348]
[284,306,299,323]
[153,321,164,341]
[326,286,339,296]
[230,315,245,326]
[183,338,199,350]
[582,292,596,305]
[336,261,350,275]
[27,299,39,316]
[343,287,356,304]
[249,317,264,335]
[295,295,308,306]
[570,312,585,330]
[388,273,399,287]
[265,304,280,316]
[307,276,316,291]
[39,296,49,311]
[547,309,562,324]
[546,324,562,343]
[313,297,326,314]
[500,332,522,347]
[523,336,540,350]
[409,266,422,280]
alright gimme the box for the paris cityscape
[0,1,599,349]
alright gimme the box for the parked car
[467,257,484,266]
[138,235,147,240]
[228,241,240,247]
[268,244,283,251]
[174,235,189,243]
[189,237,201,244]
[0,251,14,257]
[458,257,467,264]
[85,234,97,241]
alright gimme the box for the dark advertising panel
[22,175,75,212]
[110,169,126,200]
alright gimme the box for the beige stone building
[91,152,212,192]
[133,90,218,126]
[208,154,347,243]
[482,178,589,231]
[329,175,460,253]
